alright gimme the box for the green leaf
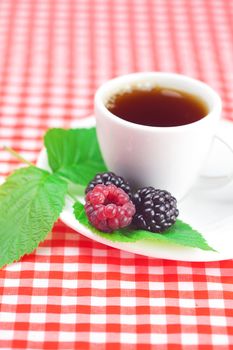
[0,167,67,268]
[44,128,107,186]
[73,201,216,251]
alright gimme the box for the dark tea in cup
[106,86,208,127]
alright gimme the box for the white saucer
[37,116,233,262]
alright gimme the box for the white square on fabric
[150,314,167,325]
[178,281,194,291]
[212,334,229,345]
[0,163,11,174]
[208,299,225,309]
[149,282,164,290]
[6,262,21,271]
[206,269,221,276]
[1,105,19,115]
[90,313,106,324]
[1,295,18,305]
[4,279,20,287]
[24,106,42,116]
[120,280,136,289]
[31,296,48,305]
[120,314,136,325]
[120,297,136,307]
[58,331,76,342]
[0,330,14,340]
[0,312,15,323]
[34,263,50,271]
[62,279,78,289]
[181,333,199,345]
[150,298,166,307]
[63,247,79,256]
[20,139,39,150]
[90,296,106,307]
[29,313,46,323]
[120,333,137,344]
[179,298,196,308]
[91,279,107,289]
[32,279,49,288]
[22,117,41,126]
[180,315,197,325]
[60,313,77,324]
[151,333,167,344]
[90,332,106,343]
[47,107,65,117]
[92,264,106,273]
[207,282,223,291]
[47,119,65,128]
[28,331,45,342]
[61,296,78,306]
[210,316,227,327]
[0,127,14,138]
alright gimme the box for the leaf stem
[3,146,35,167]
[4,147,80,204]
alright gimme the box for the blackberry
[85,172,132,197]
[85,184,136,232]
[132,187,179,233]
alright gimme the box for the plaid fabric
[0,0,233,349]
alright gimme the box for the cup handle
[196,135,233,189]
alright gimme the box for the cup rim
[94,72,222,132]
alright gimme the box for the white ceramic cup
[94,72,223,200]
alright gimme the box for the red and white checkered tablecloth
[0,0,233,349]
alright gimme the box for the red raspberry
[84,184,136,232]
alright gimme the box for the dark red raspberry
[85,184,136,232]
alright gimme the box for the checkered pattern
[0,0,233,349]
